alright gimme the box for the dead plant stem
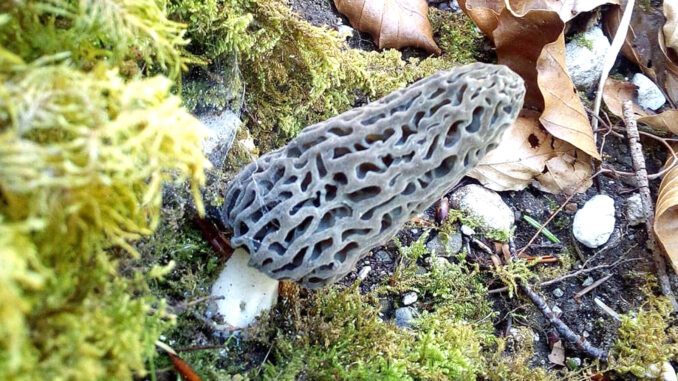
[622,100,678,311]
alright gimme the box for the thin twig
[520,282,608,360]
[488,257,639,294]
[591,0,635,135]
[623,101,678,311]
[594,298,622,321]
[574,274,613,301]
[172,295,224,314]
[507,241,608,360]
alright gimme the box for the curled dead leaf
[655,161,678,272]
[534,149,592,195]
[469,112,592,194]
[639,110,678,135]
[604,1,678,104]
[460,0,601,162]
[333,0,440,54]
[602,78,647,117]
[664,0,678,53]
[470,114,550,191]
[537,32,600,159]
[548,339,565,366]
[602,79,678,134]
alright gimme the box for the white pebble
[573,195,616,248]
[565,27,610,91]
[450,185,515,234]
[402,292,418,306]
[358,266,371,281]
[632,73,666,110]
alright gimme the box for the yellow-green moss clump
[169,0,482,148]
[611,297,678,377]
[0,2,209,379]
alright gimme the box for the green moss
[536,248,576,281]
[611,297,678,377]
[571,32,593,50]
[0,2,208,379]
[443,209,512,242]
[258,271,493,380]
[1,0,188,79]
[491,259,536,298]
[485,327,557,381]
[169,0,481,150]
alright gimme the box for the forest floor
[148,1,678,380]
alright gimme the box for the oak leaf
[656,161,678,272]
[604,2,678,103]
[603,78,678,134]
[334,0,440,54]
[460,0,601,161]
[664,0,678,53]
[469,112,592,194]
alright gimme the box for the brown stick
[574,274,613,301]
[622,101,678,312]
[506,240,608,360]
[520,281,608,360]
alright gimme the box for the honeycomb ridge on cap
[222,62,525,288]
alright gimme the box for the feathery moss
[0,2,208,379]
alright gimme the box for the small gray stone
[374,250,393,263]
[553,288,565,298]
[625,193,646,226]
[582,331,590,338]
[461,224,476,236]
[450,184,515,234]
[632,73,666,110]
[582,276,594,287]
[426,231,463,255]
[565,27,610,91]
[402,292,418,306]
[573,195,616,248]
[379,298,393,316]
[395,307,416,328]
[552,305,563,317]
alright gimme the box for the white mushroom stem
[210,248,279,329]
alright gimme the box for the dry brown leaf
[604,1,678,104]
[537,32,600,159]
[469,112,592,194]
[664,0,678,53]
[334,0,440,54]
[602,79,678,134]
[460,0,601,159]
[639,110,678,135]
[655,162,678,272]
[460,0,618,26]
[534,149,593,195]
[659,29,678,103]
[469,114,552,191]
[548,339,566,366]
[602,78,648,117]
